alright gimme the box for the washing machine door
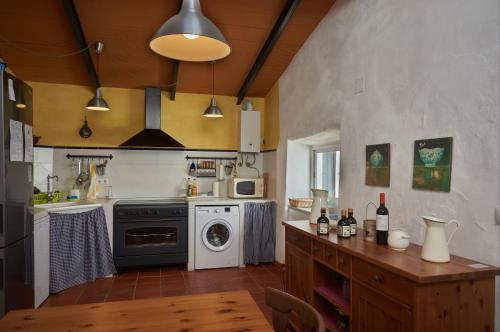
[202,219,233,252]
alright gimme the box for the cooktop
[114,198,187,206]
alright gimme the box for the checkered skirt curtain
[49,207,116,293]
[244,202,276,265]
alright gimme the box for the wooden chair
[265,287,325,332]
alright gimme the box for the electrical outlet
[495,207,500,225]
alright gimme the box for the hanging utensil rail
[66,154,113,160]
[185,156,237,161]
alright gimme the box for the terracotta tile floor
[41,263,284,323]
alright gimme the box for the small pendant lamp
[86,42,110,111]
[150,0,231,62]
[203,62,223,118]
[15,85,26,109]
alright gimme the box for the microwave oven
[228,178,264,198]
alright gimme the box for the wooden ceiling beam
[236,0,300,105]
[167,0,183,101]
[62,0,100,89]
[169,60,179,100]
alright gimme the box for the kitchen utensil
[96,160,107,176]
[79,117,92,139]
[421,216,460,263]
[363,202,377,242]
[225,163,234,176]
[388,228,411,251]
[309,189,329,224]
[75,159,86,185]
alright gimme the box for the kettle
[421,216,460,263]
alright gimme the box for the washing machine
[195,205,239,269]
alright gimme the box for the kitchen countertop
[34,198,114,221]
[186,196,275,205]
[283,220,500,283]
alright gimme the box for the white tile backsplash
[33,147,54,192]
[39,148,263,199]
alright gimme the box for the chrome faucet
[47,174,59,201]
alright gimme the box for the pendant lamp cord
[212,60,215,96]
[96,48,100,80]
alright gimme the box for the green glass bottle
[347,208,357,236]
[317,208,329,235]
[337,209,351,238]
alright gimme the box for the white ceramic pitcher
[309,189,329,224]
[421,216,460,263]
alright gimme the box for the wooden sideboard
[283,220,499,332]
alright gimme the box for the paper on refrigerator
[9,120,23,162]
[24,124,33,162]
[8,78,15,101]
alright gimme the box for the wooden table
[0,291,274,332]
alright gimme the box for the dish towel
[244,202,276,265]
[49,207,115,293]
[86,160,100,200]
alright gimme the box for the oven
[113,200,188,269]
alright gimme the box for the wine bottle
[337,209,351,238]
[317,208,330,235]
[376,193,389,245]
[347,208,357,236]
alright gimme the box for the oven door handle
[115,218,185,223]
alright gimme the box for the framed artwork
[365,143,390,187]
[412,137,453,192]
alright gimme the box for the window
[311,146,341,207]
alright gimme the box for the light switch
[355,77,365,94]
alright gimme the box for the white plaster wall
[276,0,500,328]
[262,151,277,199]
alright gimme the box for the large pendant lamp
[86,42,110,111]
[150,0,231,62]
[203,62,223,118]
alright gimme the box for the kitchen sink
[35,202,77,209]
[35,201,102,214]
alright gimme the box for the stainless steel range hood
[120,87,184,148]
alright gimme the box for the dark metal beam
[169,60,179,100]
[169,0,183,101]
[62,0,100,89]
[236,0,300,104]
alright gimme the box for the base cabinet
[283,223,498,332]
[285,244,311,303]
[352,281,411,332]
[34,216,50,308]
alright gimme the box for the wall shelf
[185,156,237,161]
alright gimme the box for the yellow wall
[263,82,280,150]
[30,81,265,150]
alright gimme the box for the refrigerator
[0,67,34,318]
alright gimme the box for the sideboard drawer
[324,246,337,268]
[353,258,414,305]
[312,240,324,260]
[286,228,311,253]
[337,251,351,276]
